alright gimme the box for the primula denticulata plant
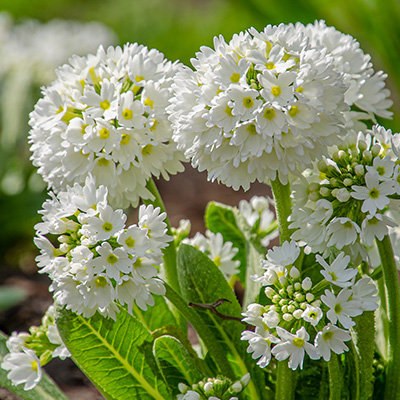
[2,20,400,400]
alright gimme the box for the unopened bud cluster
[290,125,400,256]
[177,374,250,400]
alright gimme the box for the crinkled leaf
[0,331,68,400]
[154,335,203,396]
[177,244,266,400]
[56,305,170,400]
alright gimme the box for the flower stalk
[270,177,296,400]
[376,235,400,400]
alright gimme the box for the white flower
[1,348,42,390]
[315,324,351,361]
[316,252,357,288]
[85,204,126,241]
[301,305,323,326]
[352,277,379,311]
[351,172,395,215]
[272,326,320,370]
[29,43,185,208]
[262,240,300,269]
[321,289,362,329]
[206,231,240,276]
[241,327,278,368]
[361,214,396,246]
[169,23,350,189]
[326,218,360,249]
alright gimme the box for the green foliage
[205,201,266,307]
[56,305,170,400]
[177,243,267,400]
[153,335,203,396]
[0,331,68,400]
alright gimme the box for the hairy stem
[270,177,296,400]
[376,235,400,400]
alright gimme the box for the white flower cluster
[29,43,185,208]
[289,125,400,259]
[169,22,391,190]
[241,241,378,370]
[177,374,250,400]
[238,195,278,247]
[34,176,171,320]
[182,231,240,277]
[303,21,392,124]
[1,305,70,390]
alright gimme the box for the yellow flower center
[264,108,276,120]
[100,99,111,110]
[144,98,154,108]
[125,237,135,248]
[265,62,275,70]
[122,108,133,119]
[121,133,131,145]
[322,331,334,341]
[334,303,343,314]
[247,124,257,135]
[225,105,233,117]
[97,158,110,167]
[31,361,38,372]
[293,338,305,348]
[142,144,153,156]
[288,105,300,117]
[243,97,254,109]
[106,254,119,264]
[95,276,108,288]
[99,128,110,139]
[369,188,380,199]
[230,72,240,83]
[271,86,281,97]
[102,222,113,232]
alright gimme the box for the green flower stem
[327,353,341,400]
[144,178,185,332]
[163,282,235,379]
[376,235,400,400]
[269,178,295,400]
[269,178,294,243]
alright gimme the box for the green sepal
[56,305,170,400]
[0,331,69,400]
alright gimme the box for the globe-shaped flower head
[29,43,185,208]
[168,23,390,190]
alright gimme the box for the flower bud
[343,178,353,187]
[231,381,243,393]
[306,293,315,302]
[290,266,300,279]
[287,285,294,295]
[265,287,275,299]
[240,373,251,387]
[294,282,301,291]
[320,186,330,196]
[295,292,305,302]
[302,277,312,291]
[358,140,367,152]
[309,191,320,202]
[283,313,293,322]
[363,150,372,162]
[355,164,365,176]
[204,382,213,393]
[371,143,381,157]
[336,188,350,203]
[317,159,328,172]
[293,309,303,319]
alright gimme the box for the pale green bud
[371,144,381,157]
[343,178,353,187]
[320,186,330,196]
[358,140,367,152]
[306,293,315,302]
[290,267,300,279]
[363,150,372,162]
[317,159,328,172]
[265,287,276,299]
[283,313,293,322]
[294,282,301,291]
[355,164,365,176]
[293,309,303,319]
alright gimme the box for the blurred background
[0,0,399,397]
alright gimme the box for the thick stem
[269,178,294,243]
[144,178,185,331]
[376,235,400,400]
[269,177,296,400]
[328,353,341,400]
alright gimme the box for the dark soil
[0,167,271,400]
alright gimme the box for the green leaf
[154,335,203,395]
[177,244,266,400]
[56,305,170,400]
[131,294,177,332]
[205,201,266,307]
[0,331,69,400]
